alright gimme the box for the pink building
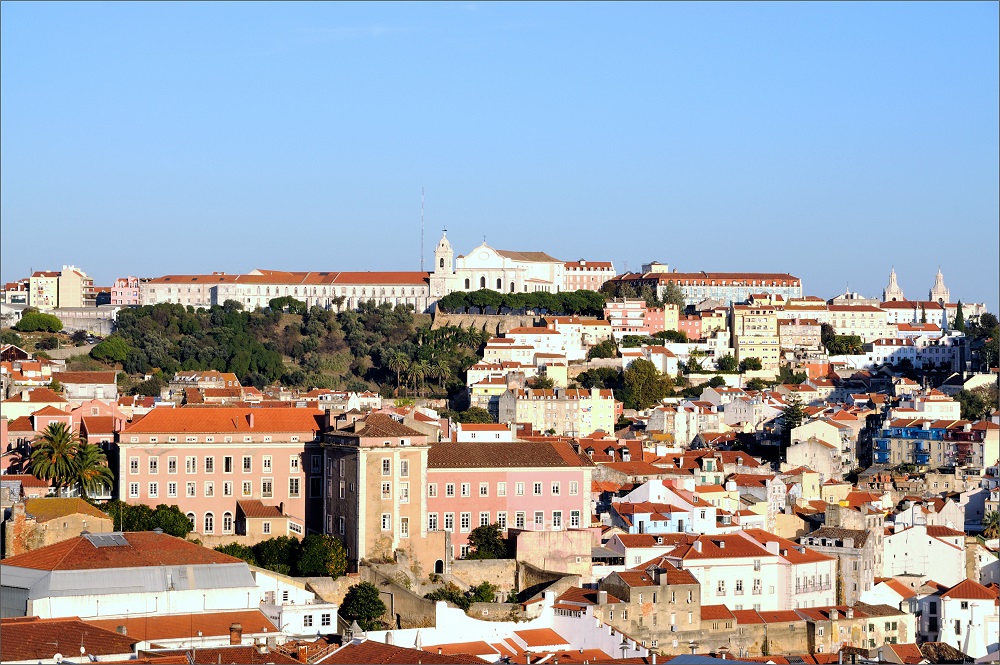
[111,276,142,306]
[678,314,703,342]
[117,407,326,538]
[562,260,616,292]
[604,298,665,341]
[426,441,594,558]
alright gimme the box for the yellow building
[27,265,94,309]
[498,387,616,437]
[730,305,780,372]
[29,271,60,308]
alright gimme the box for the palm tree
[408,360,429,396]
[431,358,450,391]
[29,422,81,496]
[75,443,115,499]
[984,510,1000,539]
[388,353,409,393]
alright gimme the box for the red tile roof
[23,497,110,523]
[701,604,736,620]
[86,610,277,642]
[53,371,118,384]
[5,387,67,403]
[123,407,324,434]
[514,628,569,648]
[669,534,774,560]
[1,531,242,570]
[238,500,284,519]
[1,616,138,662]
[940,579,999,600]
[152,646,300,664]
[428,441,593,469]
[322,640,487,664]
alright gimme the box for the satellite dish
[81,645,87,655]
[53,654,64,664]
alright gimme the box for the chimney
[692,540,702,553]
[845,608,854,619]
[830,609,839,621]
[247,413,254,428]
[717,540,726,549]
[598,590,608,605]
[21,390,29,401]
[653,653,657,665]
[116,625,127,635]
[278,502,284,515]
[230,623,243,645]
[765,541,780,555]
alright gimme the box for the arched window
[223,512,233,534]
[186,512,196,529]
[464,279,470,289]
[496,278,502,290]
[439,258,445,269]
[510,282,515,293]
[480,276,486,289]
[204,512,214,533]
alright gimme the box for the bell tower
[883,267,905,302]
[929,268,949,305]
[430,230,454,298]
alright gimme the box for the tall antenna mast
[420,187,425,272]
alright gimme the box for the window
[516,482,525,496]
[129,457,139,474]
[262,456,272,473]
[224,456,234,473]
[167,481,177,497]
[717,580,726,595]
[168,456,178,474]
[186,482,196,498]
[311,455,322,473]
[570,510,581,527]
[445,483,455,497]
[381,513,392,531]
[735,579,743,595]
[400,460,409,477]
[289,477,300,498]
[304,615,313,627]
[321,613,331,627]
[148,482,158,498]
[497,512,507,529]
[313,477,324,498]
[223,512,233,534]
[461,483,470,497]
[399,482,409,504]
[262,479,273,498]
[186,512,195,528]
[480,482,489,497]
[480,512,491,527]
[753,559,761,572]
[460,512,471,532]
[429,513,439,531]
[204,513,214,533]
[382,459,391,476]
[243,456,252,473]
[497,482,506,497]
[551,482,560,495]
[534,511,544,527]
[224,481,233,497]
[533,482,543,496]
[338,517,345,535]
[428,483,438,498]
[552,511,562,528]
[204,481,214,497]
[516,512,526,528]
[242,481,252,497]
[400,517,409,538]
[960,601,969,610]
[382,482,392,500]
[149,457,159,474]
[569,481,578,495]
[204,456,214,473]
[444,513,454,532]
[186,456,197,474]
[263,521,271,535]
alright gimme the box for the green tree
[341,582,387,630]
[15,311,64,333]
[297,534,348,578]
[920,303,927,324]
[424,582,471,610]
[953,301,965,333]
[621,335,653,348]
[622,359,672,410]
[528,375,555,390]
[706,375,727,388]
[91,336,131,363]
[150,504,194,537]
[29,423,81,496]
[652,330,688,343]
[455,407,494,424]
[662,281,686,308]
[983,511,1000,539]
[781,394,806,449]
[73,442,114,498]
[36,335,59,350]
[215,542,258,566]
[955,386,997,421]
[466,523,510,559]
[745,377,768,391]
[587,339,617,359]
[1,329,23,346]
[716,354,738,373]
[470,581,499,603]
[982,328,1000,370]
[388,352,409,392]
[254,536,301,576]
[738,357,763,372]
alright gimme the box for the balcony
[916,442,930,453]
[874,452,890,464]
[875,440,891,452]
[915,454,931,466]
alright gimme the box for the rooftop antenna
[420,188,425,272]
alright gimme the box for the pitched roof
[1,616,138,662]
[741,529,834,564]
[23,497,110,523]
[123,407,325,434]
[331,413,426,439]
[238,500,284,519]
[428,441,593,469]
[669,534,774,560]
[53,371,117,384]
[5,387,67,403]
[322,640,487,664]
[701,604,736,620]
[940,579,999,600]
[86,610,277,643]
[153,646,300,664]
[1,531,243,570]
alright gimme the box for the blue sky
[2,2,997,309]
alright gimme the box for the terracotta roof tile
[514,628,569,648]
[152,646,300,664]
[238,500,284,519]
[1,617,138,662]
[86,610,277,643]
[5,387,68,403]
[940,579,999,600]
[53,371,117,384]
[23,497,110,523]
[323,640,488,663]
[124,407,324,435]
[428,441,593,469]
